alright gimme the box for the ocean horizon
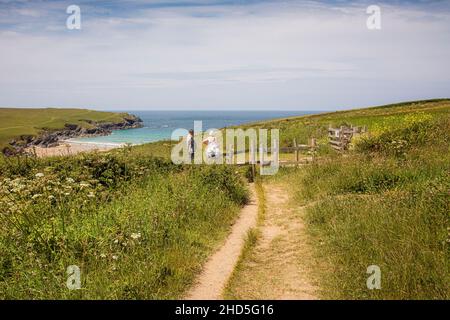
[69,110,318,145]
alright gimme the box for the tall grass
[289,117,449,299]
[0,150,248,299]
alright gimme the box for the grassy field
[0,108,138,150]
[248,99,450,299]
[1,99,449,299]
[0,149,249,299]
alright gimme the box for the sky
[0,0,449,111]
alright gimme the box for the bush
[355,114,435,156]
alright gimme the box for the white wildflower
[112,255,118,260]
[66,178,75,183]
[130,232,141,240]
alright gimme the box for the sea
[68,110,315,146]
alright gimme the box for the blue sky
[0,0,449,110]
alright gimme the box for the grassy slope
[251,99,450,299]
[239,99,450,148]
[0,108,135,148]
[0,149,249,299]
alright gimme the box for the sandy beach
[26,140,124,157]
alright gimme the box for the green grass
[0,149,249,299]
[112,140,174,160]
[1,99,449,300]
[264,103,450,299]
[0,108,138,150]
[238,99,450,152]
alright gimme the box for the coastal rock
[6,114,143,153]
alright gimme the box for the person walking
[203,130,220,159]
[187,129,195,162]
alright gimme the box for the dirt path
[185,184,259,300]
[225,182,319,299]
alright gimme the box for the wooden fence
[226,138,317,169]
[279,138,317,165]
[328,125,367,151]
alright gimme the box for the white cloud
[0,1,449,110]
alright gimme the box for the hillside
[0,108,142,152]
[106,99,449,299]
[225,99,450,299]
[0,99,448,299]
[237,98,450,148]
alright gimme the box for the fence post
[250,141,256,179]
[310,138,316,164]
[273,138,279,168]
[293,138,299,164]
[259,143,264,166]
[250,141,255,164]
[227,144,234,164]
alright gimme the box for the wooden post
[250,142,256,179]
[273,138,279,168]
[227,144,234,164]
[293,138,299,164]
[259,143,264,166]
[310,138,316,164]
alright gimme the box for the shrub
[355,114,435,156]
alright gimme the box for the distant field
[0,108,134,149]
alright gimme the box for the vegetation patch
[0,149,248,299]
[289,116,449,299]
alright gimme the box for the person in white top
[203,130,220,159]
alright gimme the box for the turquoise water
[69,111,314,145]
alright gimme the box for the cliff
[4,113,143,155]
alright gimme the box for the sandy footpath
[185,184,259,300]
[26,141,124,157]
[224,182,319,299]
